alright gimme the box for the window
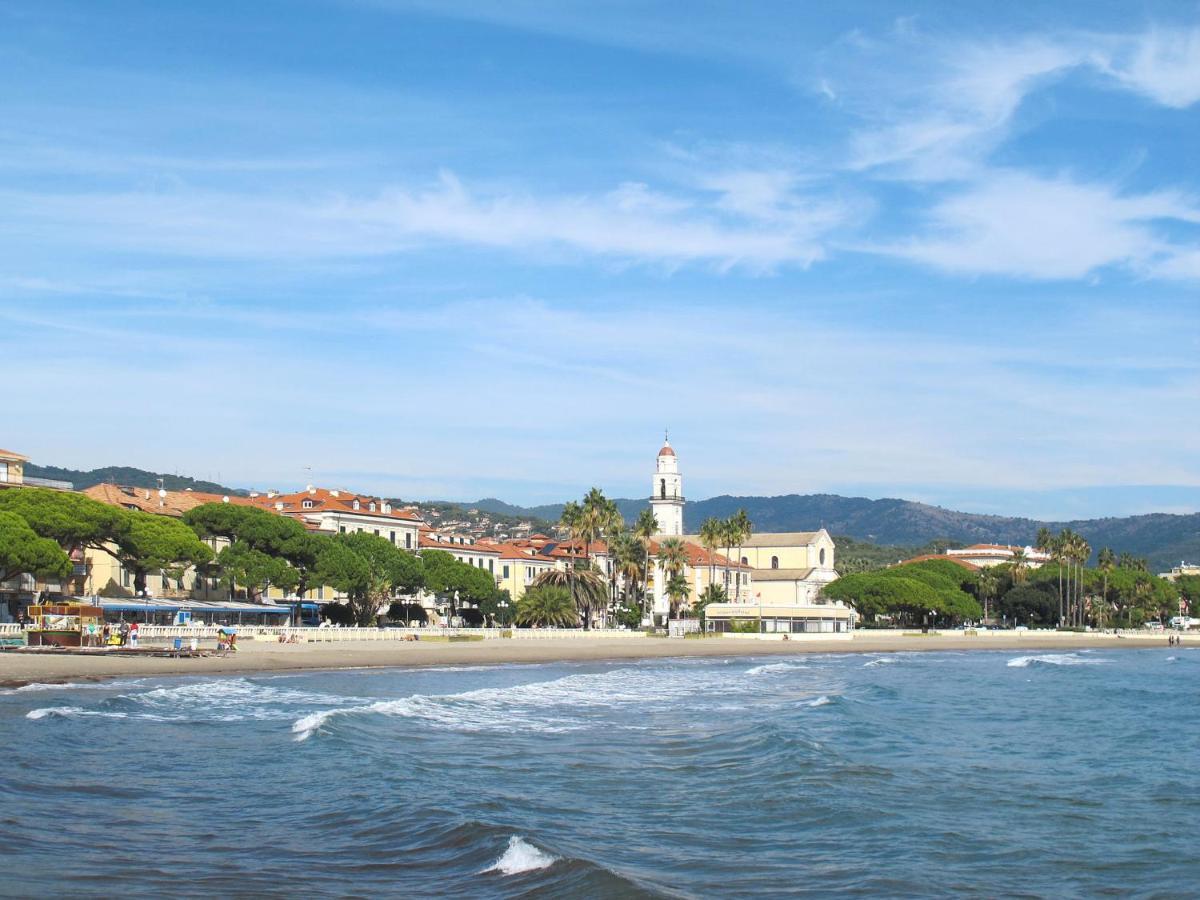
[374,529,380,536]
[369,502,376,512]
[303,499,313,509]
[317,587,325,600]
[339,526,346,534]
[353,500,360,510]
[405,533,412,549]
[489,559,494,573]
[503,565,510,578]
[819,548,826,566]
[390,531,396,543]
[771,556,779,569]
[741,556,748,565]
[660,479,666,499]
[0,461,8,482]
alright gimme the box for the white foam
[5,679,146,694]
[26,706,139,720]
[745,662,809,676]
[482,836,557,876]
[293,664,760,740]
[862,656,898,667]
[1007,653,1105,668]
[1166,656,1178,662]
[806,695,834,707]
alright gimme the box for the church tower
[650,434,684,536]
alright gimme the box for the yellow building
[0,448,27,486]
[487,542,558,602]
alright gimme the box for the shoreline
[0,631,1185,688]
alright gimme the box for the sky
[1,0,1198,519]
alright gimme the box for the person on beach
[129,622,139,649]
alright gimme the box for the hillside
[24,463,245,496]
[472,494,1200,572]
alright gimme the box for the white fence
[124,625,645,643]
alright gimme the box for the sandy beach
[0,631,1185,686]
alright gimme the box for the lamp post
[497,599,510,627]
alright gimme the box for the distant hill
[472,493,1200,572]
[24,463,245,496]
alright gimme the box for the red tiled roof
[253,488,423,522]
[0,448,29,461]
[83,483,257,517]
[657,444,675,457]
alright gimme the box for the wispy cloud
[870,170,1200,279]
[0,168,853,272]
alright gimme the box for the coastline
[0,631,1184,687]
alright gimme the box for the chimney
[307,485,316,495]
[330,489,340,498]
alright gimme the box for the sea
[2,648,1197,898]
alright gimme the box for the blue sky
[1,0,1197,519]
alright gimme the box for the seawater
[2,650,1197,897]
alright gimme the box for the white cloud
[1103,26,1200,108]
[0,168,851,273]
[839,26,1200,179]
[872,170,1200,279]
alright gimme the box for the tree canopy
[515,584,577,627]
[0,510,73,584]
[822,559,981,623]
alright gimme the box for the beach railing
[127,624,646,643]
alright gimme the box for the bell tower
[650,433,684,536]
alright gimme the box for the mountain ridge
[20,462,1197,572]
[471,493,1199,572]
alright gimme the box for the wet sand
[0,631,1183,687]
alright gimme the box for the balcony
[23,476,74,490]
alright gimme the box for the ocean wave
[293,664,752,741]
[806,695,834,707]
[29,678,361,727]
[862,656,898,668]
[1007,654,1106,668]
[481,836,558,876]
[745,662,809,676]
[4,679,147,694]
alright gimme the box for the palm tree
[731,509,752,601]
[657,537,689,622]
[665,574,692,620]
[698,517,722,594]
[1097,547,1116,629]
[515,584,578,627]
[632,507,658,622]
[1036,527,1052,553]
[1073,534,1091,626]
[531,566,606,628]
[977,567,999,622]
[1011,547,1029,585]
[721,517,737,596]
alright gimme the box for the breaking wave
[294,664,752,742]
[1007,654,1105,668]
[481,836,558,876]
[745,662,809,676]
[806,695,834,707]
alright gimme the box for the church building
[646,437,854,637]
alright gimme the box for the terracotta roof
[420,536,499,554]
[83,483,257,517]
[657,443,675,457]
[646,538,750,569]
[0,448,29,461]
[489,542,557,562]
[252,488,423,523]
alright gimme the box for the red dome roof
[657,444,675,457]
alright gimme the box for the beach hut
[25,602,105,648]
